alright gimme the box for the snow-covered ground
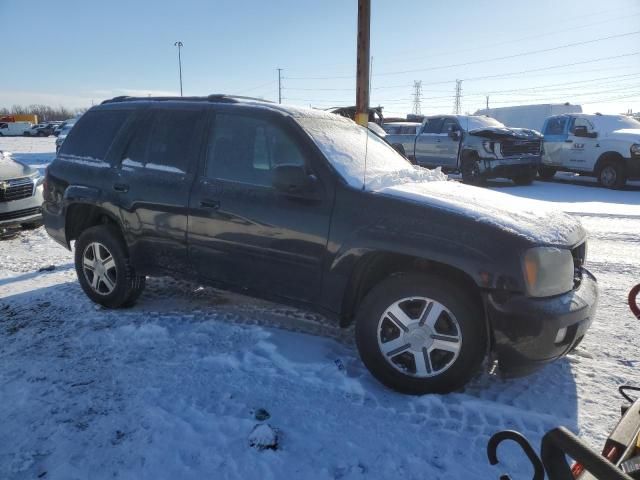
[1,137,639,479]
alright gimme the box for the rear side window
[205,114,305,186]
[121,109,202,174]
[60,110,129,159]
[544,117,568,135]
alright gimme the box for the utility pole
[277,68,283,104]
[174,41,184,96]
[486,95,489,110]
[412,80,422,115]
[355,0,371,127]
[453,79,462,114]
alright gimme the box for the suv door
[114,105,206,274]
[414,117,445,167]
[542,116,569,167]
[439,117,462,169]
[188,108,333,302]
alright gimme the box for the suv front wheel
[355,273,487,394]
[74,224,146,308]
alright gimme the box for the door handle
[113,183,129,192]
[564,139,573,143]
[200,199,220,209]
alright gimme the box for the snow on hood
[374,180,584,246]
[468,126,541,139]
[0,151,36,180]
[605,128,640,141]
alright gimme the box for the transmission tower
[453,79,462,114]
[412,80,422,115]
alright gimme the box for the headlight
[631,144,640,156]
[482,140,496,154]
[522,247,574,297]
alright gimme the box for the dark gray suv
[42,95,597,394]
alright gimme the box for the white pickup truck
[0,122,32,136]
[540,113,640,188]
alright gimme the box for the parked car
[382,122,421,135]
[0,121,33,136]
[24,122,59,137]
[540,113,640,189]
[385,115,542,185]
[0,152,44,235]
[55,120,77,153]
[42,95,597,394]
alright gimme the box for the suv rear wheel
[74,224,146,308]
[538,166,556,180]
[355,273,487,394]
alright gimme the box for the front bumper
[479,156,540,179]
[486,268,598,377]
[0,185,43,229]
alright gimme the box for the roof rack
[101,94,273,105]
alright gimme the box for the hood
[0,152,37,180]
[604,128,640,142]
[374,180,584,247]
[468,126,541,140]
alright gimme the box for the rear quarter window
[60,110,130,159]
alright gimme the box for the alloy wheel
[82,241,117,295]
[377,297,462,378]
[600,165,617,187]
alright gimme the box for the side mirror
[573,126,597,138]
[448,128,460,140]
[272,164,314,195]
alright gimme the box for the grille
[500,140,541,157]
[572,242,587,288]
[0,177,35,202]
[0,206,41,222]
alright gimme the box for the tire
[538,166,556,180]
[512,172,535,186]
[461,153,485,186]
[74,224,146,308]
[597,160,626,189]
[355,273,487,394]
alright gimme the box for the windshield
[459,116,505,131]
[298,117,440,190]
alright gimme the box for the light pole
[174,41,184,96]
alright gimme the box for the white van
[540,113,640,188]
[0,121,32,136]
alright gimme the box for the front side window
[544,116,568,136]
[570,117,594,134]
[440,118,459,134]
[205,114,305,186]
[61,110,129,159]
[422,117,444,134]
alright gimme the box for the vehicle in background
[0,152,44,236]
[0,121,33,136]
[24,123,54,137]
[34,122,60,137]
[382,122,421,135]
[474,103,582,132]
[53,121,70,136]
[0,114,39,124]
[42,95,596,394]
[55,119,78,153]
[540,113,640,188]
[385,115,542,185]
[327,106,384,125]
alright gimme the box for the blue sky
[2,0,639,116]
